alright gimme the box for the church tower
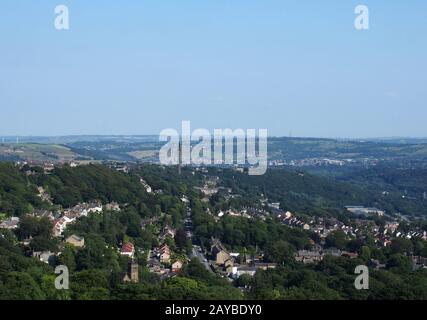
[130,260,139,283]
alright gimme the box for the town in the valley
[1,160,426,290]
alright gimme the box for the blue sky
[0,0,426,137]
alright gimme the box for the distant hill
[0,144,78,162]
[268,137,427,161]
[1,136,427,163]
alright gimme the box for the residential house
[412,256,427,271]
[160,244,171,264]
[66,234,85,248]
[211,238,232,266]
[115,164,129,173]
[368,259,386,270]
[171,260,183,273]
[32,210,54,221]
[121,242,135,258]
[0,217,20,230]
[385,222,400,234]
[345,206,385,217]
[87,202,103,214]
[224,258,234,269]
[160,226,176,242]
[64,202,103,220]
[147,258,163,273]
[295,250,323,264]
[104,202,121,211]
[284,211,293,219]
[140,178,152,193]
[323,247,342,257]
[341,251,359,259]
[32,251,55,265]
[226,264,236,275]
[235,266,257,277]
[253,262,277,270]
[53,216,75,237]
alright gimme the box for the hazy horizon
[1,134,427,141]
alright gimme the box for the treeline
[29,164,148,208]
[338,166,427,217]
[205,167,374,217]
[208,167,427,218]
[0,163,44,216]
[247,257,427,300]
[133,165,203,197]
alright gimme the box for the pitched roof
[66,234,84,242]
[121,243,134,253]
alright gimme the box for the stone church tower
[130,260,139,283]
[123,259,139,283]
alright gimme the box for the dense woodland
[206,166,427,219]
[1,163,427,299]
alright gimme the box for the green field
[0,143,78,162]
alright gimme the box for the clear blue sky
[0,0,426,137]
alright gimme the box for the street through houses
[184,203,213,273]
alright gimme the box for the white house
[0,217,20,230]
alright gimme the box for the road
[191,246,212,271]
[184,205,213,273]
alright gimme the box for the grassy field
[0,143,78,162]
[127,150,158,160]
